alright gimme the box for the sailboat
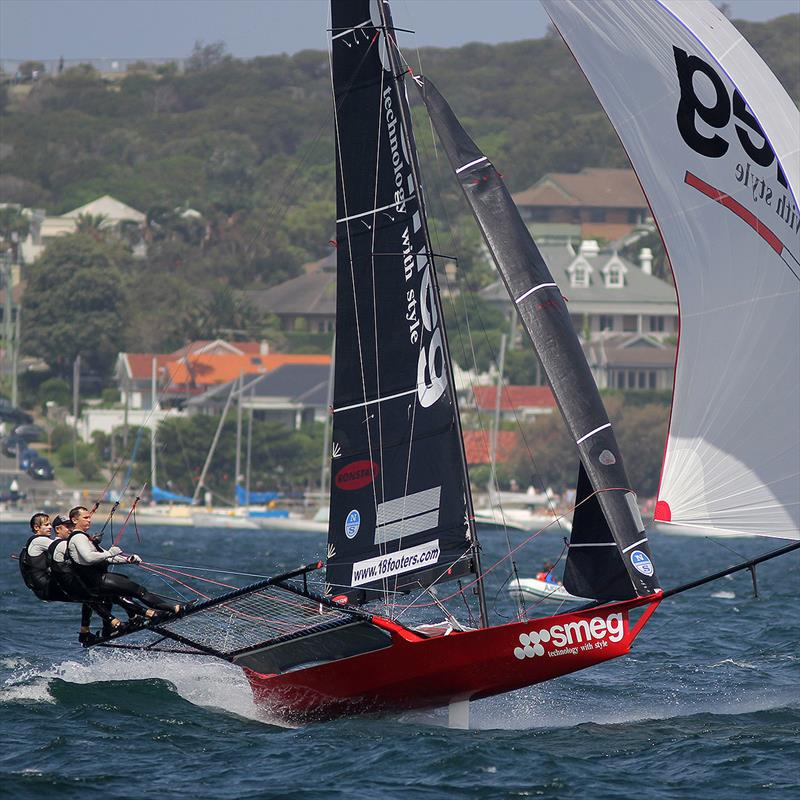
[86,0,799,725]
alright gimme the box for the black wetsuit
[48,540,116,629]
[67,532,176,613]
[19,535,69,601]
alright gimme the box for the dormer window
[606,266,623,287]
[602,254,627,288]
[567,256,593,288]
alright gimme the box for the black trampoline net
[151,582,359,657]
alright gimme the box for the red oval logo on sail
[335,460,379,491]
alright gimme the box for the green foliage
[101,388,120,404]
[50,423,74,451]
[20,234,131,377]
[1,17,795,361]
[507,395,669,496]
[137,414,325,499]
[38,377,71,410]
[57,439,101,479]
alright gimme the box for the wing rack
[89,562,372,662]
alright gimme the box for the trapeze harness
[19,535,69,602]
[64,531,176,613]
[20,535,53,600]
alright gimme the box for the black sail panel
[326,2,473,603]
[420,77,659,599]
[564,462,633,600]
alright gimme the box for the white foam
[2,649,286,725]
[0,678,55,705]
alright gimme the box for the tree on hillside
[21,234,131,378]
[187,41,230,72]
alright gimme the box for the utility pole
[2,250,13,400]
[72,354,81,465]
[234,371,244,506]
[150,356,158,489]
[11,304,20,407]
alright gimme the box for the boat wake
[0,650,292,727]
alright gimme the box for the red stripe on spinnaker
[684,171,783,254]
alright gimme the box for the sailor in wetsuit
[19,513,116,644]
[18,513,64,601]
[65,506,183,625]
[48,514,126,642]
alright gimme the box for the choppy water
[2,522,798,799]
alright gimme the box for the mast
[419,77,660,600]
[235,371,243,507]
[376,1,488,626]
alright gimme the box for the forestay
[326,0,477,603]
[544,0,800,539]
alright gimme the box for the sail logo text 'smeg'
[351,539,440,586]
[513,613,625,660]
[673,46,787,189]
[335,460,379,491]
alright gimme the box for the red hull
[245,595,660,723]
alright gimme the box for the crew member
[66,506,184,618]
[536,560,559,585]
[18,513,67,601]
[48,514,122,644]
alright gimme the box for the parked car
[2,435,27,458]
[0,407,33,426]
[27,457,54,480]
[14,423,46,442]
[19,447,39,471]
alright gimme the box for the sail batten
[544,0,800,540]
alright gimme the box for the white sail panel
[543,0,799,539]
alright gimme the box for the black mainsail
[326,1,482,609]
[419,77,660,600]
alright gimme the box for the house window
[599,315,614,332]
[628,209,641,223]
[606,266,623,288]
[590,209,605,222]
[572,266,588,287]
[638,371,646,389]
[623,314,637,332]
[649,371,657,389]
[617,370,625,389]
[649,316,665,332]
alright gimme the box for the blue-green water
[2,522,798,799]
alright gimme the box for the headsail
[419,78,660,600]
[544,0,800,539]
[326,0,479,604]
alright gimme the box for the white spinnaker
[543,0,799,539]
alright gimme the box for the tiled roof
[512,168,647,209]
[164,353,330,389]
[63,194,145,223]
[186,363,331,407]
[473,385,556,412]
[121,341,269,381]
[480,243,676,308]
[583,334,676,368]
[463,430,520,465]
[244,267,337,317]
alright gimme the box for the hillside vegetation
[1,14,797,361]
